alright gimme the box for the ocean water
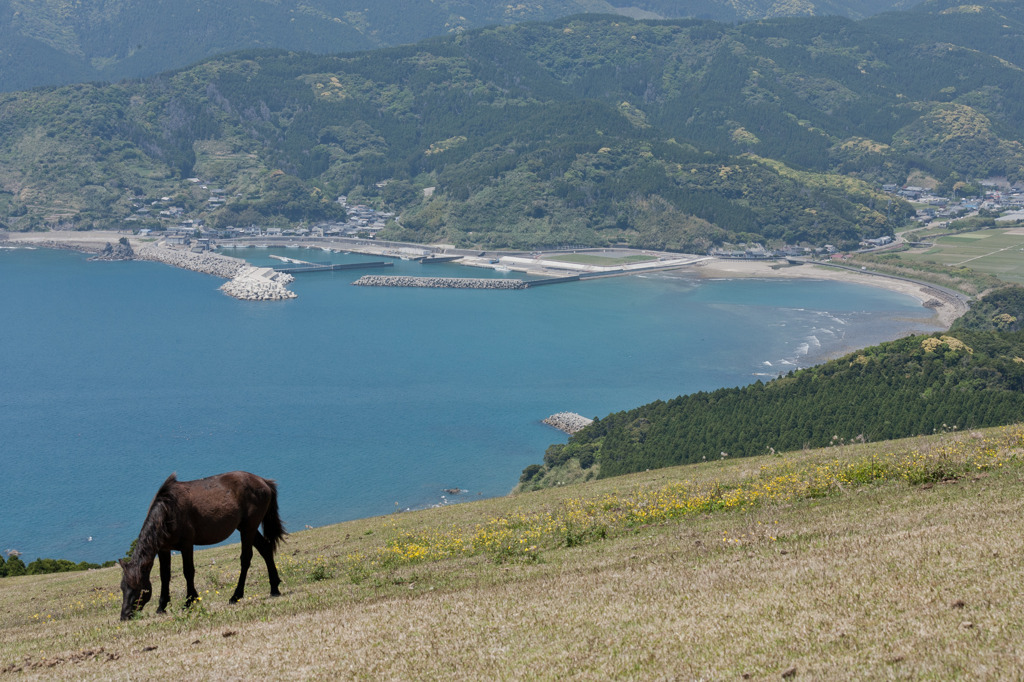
[0,246,941,563]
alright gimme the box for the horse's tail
[261,478,287,553]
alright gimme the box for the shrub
[520,464,544,483]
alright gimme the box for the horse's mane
[127,474,180,578]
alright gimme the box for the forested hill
[521,287,1024,487]
[0,0,923,93]
[3,2,1024,250]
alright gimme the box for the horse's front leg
[230,536,253,603]
[156,550,172,613]
[181,547,199,607]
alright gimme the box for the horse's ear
[118,558,127,568]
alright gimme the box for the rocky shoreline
[543,412,594,435]
[88,239,135,261]
[352,275,526,289]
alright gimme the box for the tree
[4,554,26,577]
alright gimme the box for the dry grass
[3,427,1024,680]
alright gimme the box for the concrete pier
[352,275,526,289]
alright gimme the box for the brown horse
[119,471,286,621]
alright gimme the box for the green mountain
[2,2,1024,250]
[522,286,1024,487]
[0,0,924,93]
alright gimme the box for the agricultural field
[901,228,1024,284]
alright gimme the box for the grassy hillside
[2,425,1023,678]
[0,0,923,92]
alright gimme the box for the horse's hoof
[270,590,281,598]
[229,596,240,604]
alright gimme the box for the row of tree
[0,554,115,578]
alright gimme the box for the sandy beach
[3,229,137,248]
[693,258,968,328]
[2,230,969,327]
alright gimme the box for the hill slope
[1,425,1022,678]
[0,0,925,92]
[521,289,1024,486]
[3,3,1024,251]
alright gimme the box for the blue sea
[0,246,941,563]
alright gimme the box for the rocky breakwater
[543,412,594,435]
[136,243,296,300]
[136,243,247,278]
[219,266,297,301]
[352,275,526,289]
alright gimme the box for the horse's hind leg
[253,531,282,597]
[230,535,253,603]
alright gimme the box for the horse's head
[118,558,152,621]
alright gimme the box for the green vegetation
[522,286,1024,486]
[1,425,1022,677]
[952,284,1024,332]
[0,553,24,577]
[0,553,115,578]
[0,0,924,93]
[3,4,1024,250]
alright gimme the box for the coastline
[691,259,968,329]
[3,231,296,301]
[1,231,976,561]
[2,230,969,327]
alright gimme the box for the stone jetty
[543,412,594,434]
[135,243,247,278]
[352,275,526,289]
[136,243,296,300]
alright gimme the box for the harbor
[0,231,969,322]
[224,236,714,281]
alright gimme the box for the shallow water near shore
[0,247,941,563]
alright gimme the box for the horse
[118,471,286,621]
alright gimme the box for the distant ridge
[0,0,926,92]
[4,4,1024,252]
